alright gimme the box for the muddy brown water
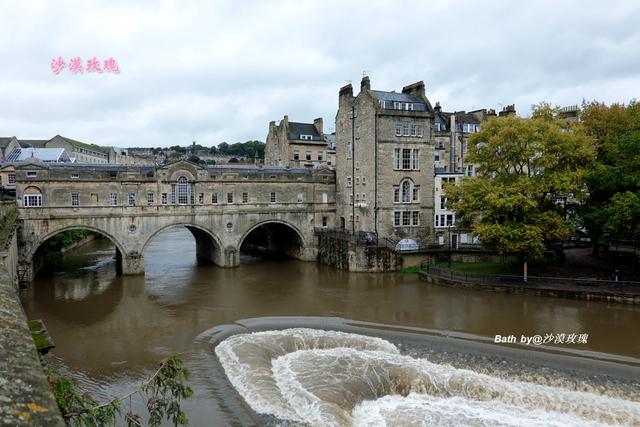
[21,228,640,425]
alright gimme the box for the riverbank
[419,266,640,304]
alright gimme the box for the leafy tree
[446,113,595,259]
[579,100,640,254]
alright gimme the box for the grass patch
[28,319,44,332]
[433,261,518,275]
[400,265,421,274]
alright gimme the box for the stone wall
[0,228,63,426]
[316,232,400,272]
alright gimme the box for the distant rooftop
[7,147,70,162]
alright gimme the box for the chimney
[402,80,426,99]
[499,104,516,117]
[283,115,289,127]
[434,101,442,112]
[360,75,370,91]
[313,117,323,135]
[487,109,497,117]
[339,83,353,107]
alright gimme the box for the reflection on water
[21,227,640,425]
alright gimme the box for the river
[21,228,640,425]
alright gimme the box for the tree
[446,113,596,259]
[579,100,640,255]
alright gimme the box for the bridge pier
[116,249,145,275]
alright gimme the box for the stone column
[116,249,145,275]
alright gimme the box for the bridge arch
[238,219,307,260]
[26,225,127,262]
[23,225,128,280]
[142,223,225,267]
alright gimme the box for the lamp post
[448,225,452,269]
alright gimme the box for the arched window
[401,179,411,203]
[177,176,189,204]
[23,186,42,208]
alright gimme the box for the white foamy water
[214,329,640,426]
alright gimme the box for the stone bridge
[14,160,335,281]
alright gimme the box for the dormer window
[300,134,313,140]
[27,171,37,177]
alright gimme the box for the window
[417,126,423,137]
[394,211,401,226]
[270,192,277,203]
[394,188,400,203]
[24,193,42,207]
[440,197,446,209]
[362,193,366,202]
[355,161,360,170]
[71,173,79,179]
[212,193,218,204]
[402,211,411,226]
[177,176,189,204]
[402,149,411,170]
[402,180,411,203]
[403,122,410,136]
[242,192,248,203]
[161,193,167,205]
[394,149,401,169]
[293,150,300,160]
[395,123,402,137]
[355,193,360,203]
[147,192,155,205]
[322,192,328,204]
[199,192,205,204]
[446,214,454,226]
[412,211,419,226]
[306,151,312,161]
[318,151,323,161]
[71,193,79,207]
[8,174,15,184]
[356,177,360,185]
[128,193,136,206]
[227,192,234,203]
[347,143,352,159]
[109,193,118,206]
[322,216,328,227]
[362,177,366,185]
[413,186,420,202]
[412,149,420,170]
[297,193,303,203]
[171,184,176,204]
[25,171,36,177]
[467,164,474,176]
[411,125,417,137]
[435,152,440,162]
[300,134,313,140]
[347,176,352,187]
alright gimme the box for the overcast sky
[1,0,639,148]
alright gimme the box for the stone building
[0,137,21,161]
[335,76,435,247]
[44,135,109,163]
[431,103,515,248]
[265,116,336,168]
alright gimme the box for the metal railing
[421,263,640,287]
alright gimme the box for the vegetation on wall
[0,203,17,246]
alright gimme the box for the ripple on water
[214,328,640,426]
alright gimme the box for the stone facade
[335,76,435,247]
[15,160,335,280]
[265,116,336,168]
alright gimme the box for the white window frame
[8,174,15,184]
[23,193,42,207]
[147,192,155,205]
[109,193,118,206]
[128,193,136,206]
[161,193,168,205]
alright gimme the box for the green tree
[580,100,640,254]
[446,113,595,259]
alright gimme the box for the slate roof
[0,137,16,149]
[18,139,48,148]
[288,122,322,141]
[370,90,428,112]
